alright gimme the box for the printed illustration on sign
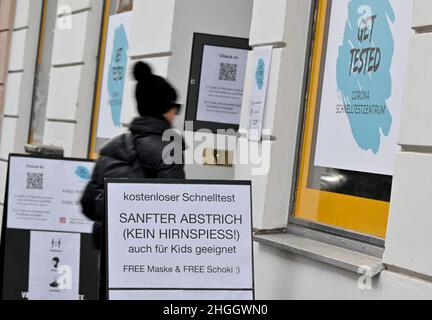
[28,231,80,300]
[313,0,412,175]
[336,0,394,154]
[255,58,265,90]
[75,166,91,180]
[108,24,128,128]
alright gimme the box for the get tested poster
[314,0,412,175]
[97,12,131,139]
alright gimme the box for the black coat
[80,116,185,248]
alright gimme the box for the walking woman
[80,62,185,297]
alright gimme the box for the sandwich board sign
[0,154,99,300]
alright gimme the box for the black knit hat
[133,62,180,118]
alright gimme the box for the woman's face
[163,107,178,124]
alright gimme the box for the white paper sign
[109,290,253,301]
[97,12,132,139]
[248,46,272,141]
[28,231,81,300]
[196,45,249,125]
[313,0,412,175]
[106,181,253,300]
[7,156,95,234]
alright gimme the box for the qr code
[26,173,44,190]
[219,63,238,81]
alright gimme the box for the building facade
[0,0,432,299]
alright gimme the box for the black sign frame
[185,33,251,134]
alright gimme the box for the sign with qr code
[6,156,95,234]
[1,155,100,301]
[196,45,249,126]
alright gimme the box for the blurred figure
[81,61,185,251]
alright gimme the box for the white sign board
[7,156,95,234]
[97,12,132,139]
[248,46,272,142]
[196,45,249,125]
[313,0,412,175]
[28,231,81,300]
[106,180,254,300]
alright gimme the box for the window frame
[27,0,48,145]
[288,0,391,247]
[88,0,133,159]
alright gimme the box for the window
[293,0,412,239]
[88,0,133,159]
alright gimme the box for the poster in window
[313,0,412,175]
[97,12,132,139]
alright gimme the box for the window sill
[254,232,385,277]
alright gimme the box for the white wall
[43,0,103,157]
[0,0,16,117]
[255,243,432,300]
[120,0,176,128]
[234,0,313,229]
[383,0,432,280]
[0,0,42,207]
